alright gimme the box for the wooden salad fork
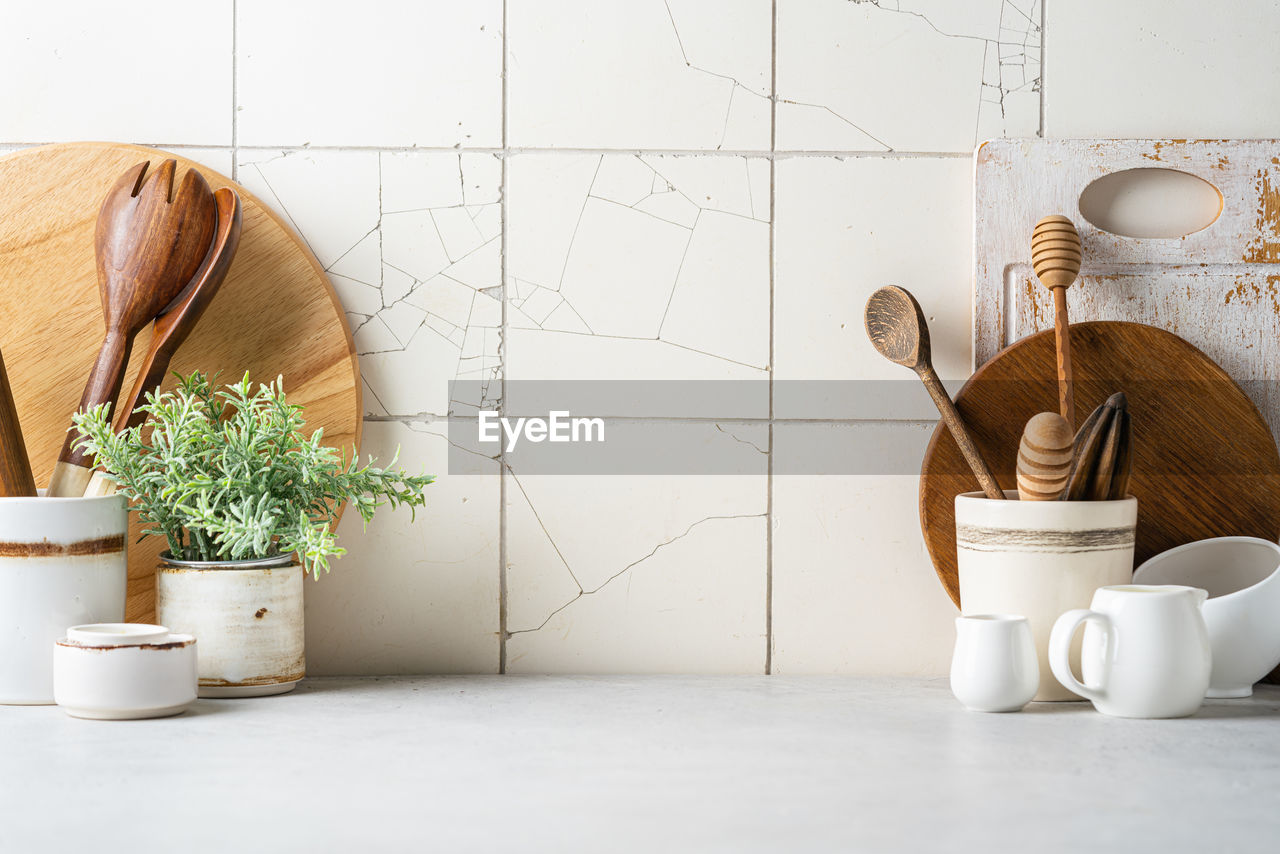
[82,186,243,498]
[49,160,218,497]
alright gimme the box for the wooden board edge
[3,141,365,458]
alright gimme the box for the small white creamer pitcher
[1049,585,1212,719]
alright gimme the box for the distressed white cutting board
[975,138,1280,435]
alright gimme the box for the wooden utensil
[1015,412,1072,501]
[1062,393,1129,501]
[865,286,1003,500]
[1031,214,1082,428]
[82,186,243,498]
[1107,408,1134,501]
[0,349,36,497]
[919,321,1280,607]
[0,142,360,621]
[48,160,218,497]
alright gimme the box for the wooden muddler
[1031,215,1083,428]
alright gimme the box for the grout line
[1038,0,1046,139]
[231,0,238,180]
[765,0,777,678]
[498,0,510,677]
[0,142,978,160]
[365,414,943,426]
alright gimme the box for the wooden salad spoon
[82,187,243,498]
[865,285,1004,500]
[49,160,217,497]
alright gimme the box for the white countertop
[5,676,1279,853]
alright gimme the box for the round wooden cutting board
[920,321,1280,609]
[0,142,361,622]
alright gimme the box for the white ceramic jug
[950,615,1039,712]
[1048,585,1211,719]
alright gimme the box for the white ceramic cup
[0,494,128,704]
[1134,537,1280,698]
[1049,585,1212,719]
[950,614,1038,712]
[54,624,198,720]
[955,491,1137,701]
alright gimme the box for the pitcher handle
[1049,609,1110,703]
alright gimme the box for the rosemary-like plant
[72,372,434,578]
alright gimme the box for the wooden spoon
[49,160,217,497]
[0,348,36,496]
[864,286,1004,500]
[1031,215,1083,428]
[82,187,243,498]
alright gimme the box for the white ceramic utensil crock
[950,615,1039,712]
[1134,537,1280,698]
[54,623,197,720]
[955,491,1137,701]
[1049,585,1211,719]
[0,494,128,704]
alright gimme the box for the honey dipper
[1016,412,1073,501]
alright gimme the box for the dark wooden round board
[920,321,1280,610]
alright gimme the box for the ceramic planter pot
[155,553,304,698]
[954,491,1138,702]
[0,495,128,705]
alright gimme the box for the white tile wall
[776,0,1040,152]
[306,421,500,674]
[238,0,503,147]
[1046,0,1280,139]
[507,0,772,150]
[9,0,1271,676]
[0,0,233,144]
[236,148,503,418]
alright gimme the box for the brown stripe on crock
[0,534,125,557]
[56,638,194,651]
[956,524,1135,553]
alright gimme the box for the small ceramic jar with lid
[54,624,197,720]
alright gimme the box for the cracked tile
[776,0,1040,152]
[0,0,232,143]
[771,423,955,675]
[507,0,772,150]
[505,441,767,672]
[506,153,769,418]
[237,148,502,418]
[238,0,502,147]
[1047,0,1280,137]
[773,156,972,418]
[305,421,500,675]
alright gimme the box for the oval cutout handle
[1078,167,1223,239]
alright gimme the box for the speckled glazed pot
[955,491,1138,702]
[0,495,128,705]
[155,553,304,698]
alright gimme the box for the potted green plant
[72,372,434,697]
